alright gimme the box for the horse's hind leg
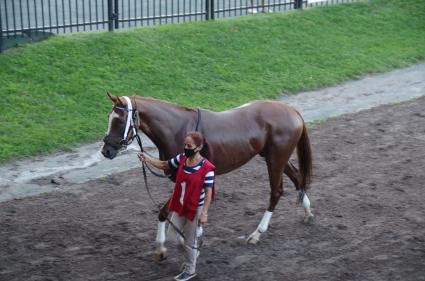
[284,161,300,190]
[247,150,288,244]
[299,189,314,224]
[284,161,314,224]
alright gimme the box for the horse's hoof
[154,251,168,262]
[246,235,260,245]
[246,230,261,244]
[303,214,315,224]
[246,237,259,244]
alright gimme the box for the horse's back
[239,100,305,143]
[200,100,304,174]
[210,100,303,130]
[232,99,299,115]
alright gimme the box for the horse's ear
[106,92,125,106]
[116,96,125,107]
[107,92,118,104]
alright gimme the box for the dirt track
[1,97,425,281]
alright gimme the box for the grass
[0,0,424,162]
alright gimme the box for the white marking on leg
[302,193,314,223]
[258,210,273,233]
[247,210,273,244]
[155,221,167,260]
[302,193,310,210]
[156,221,166,244]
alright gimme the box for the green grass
[0,0,424,162]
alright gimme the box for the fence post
[294,0,303,9]
[0,5,3,53]
[108,0,114,31]
[114,0,119,29]
[211,0,215,20]
[205,0,210,20]
[206,0,214,20]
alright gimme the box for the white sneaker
[174,271,197,281]
[247,8,258,14]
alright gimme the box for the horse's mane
[135,96,195,113]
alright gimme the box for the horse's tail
[297,123,313,190]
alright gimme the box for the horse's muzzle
[101,145,118,159]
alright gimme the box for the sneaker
[174,271,197,281]
[247,8,258,14]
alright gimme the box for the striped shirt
[168,153,215,207]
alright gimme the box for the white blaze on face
[106,111,119,135]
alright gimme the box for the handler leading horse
[102,93,313,259]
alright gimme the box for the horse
[101,93,314,260]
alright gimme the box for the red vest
[168,155,215,221]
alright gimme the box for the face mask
[184,147,197,158]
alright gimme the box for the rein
[195,108,201,132]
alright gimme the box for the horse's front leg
[246,209,274,244]
[247,157,285,244]
[155,200,170,262]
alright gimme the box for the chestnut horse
[102,94,313,260]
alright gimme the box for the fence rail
[0,0,359,52]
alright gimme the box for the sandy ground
[1,97,425,281]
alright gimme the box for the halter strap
[122,96,137,141]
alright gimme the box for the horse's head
[101,92,137,159]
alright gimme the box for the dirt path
[1,96,424,281]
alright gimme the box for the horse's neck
[135,98,195,159]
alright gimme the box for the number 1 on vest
[180,181,186,205]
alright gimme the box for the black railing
[0,0,359,52]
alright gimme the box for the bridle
[109,96,201,149]
[107,96,203,250]
[110,96,139,147]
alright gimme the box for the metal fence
[0,0,359,51]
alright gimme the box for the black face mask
[184,147,197,158]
